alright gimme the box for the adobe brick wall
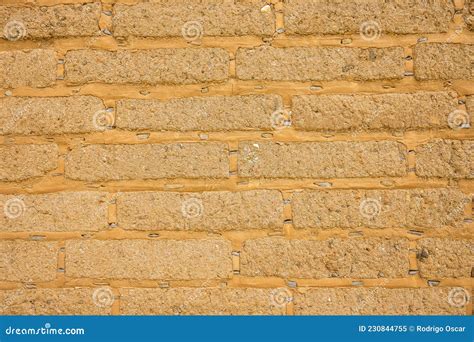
[0,0,472,316]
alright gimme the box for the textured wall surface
[0,0,473,315]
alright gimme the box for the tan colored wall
[0,0,473,315]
